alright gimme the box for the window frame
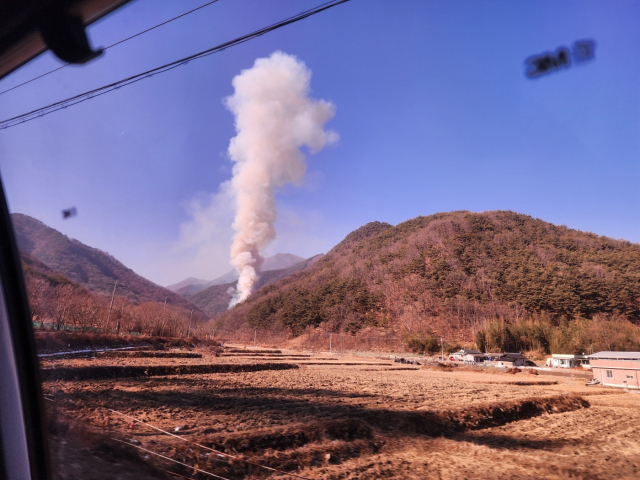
[0,178,49,479]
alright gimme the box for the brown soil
[42,362,299,381]
[47,413,172,480]
[97,351,203,358]
[35,331,220,354]
[225,349,283,354]
[483,380,558,386]
[221,353,310,357]
[41,348,640,479]
[35,331,154,353]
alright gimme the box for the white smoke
[225,51,337,308]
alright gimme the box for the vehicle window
[2,1,640,478]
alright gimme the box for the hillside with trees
[188,254,325,316]
[217,211,640,352]
[166,277,210,293]
[21,251,207,336]
[12,213,196,310]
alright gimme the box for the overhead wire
[0,0,221,97]
[158,467,200,480]
[43,393,312,479]
[45,396,227,478]
[111,438,231,480]
[0,0,350,131]
[109,408,313,479]
[104,0,221,50]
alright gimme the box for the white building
[450,349,482,362]
[463,352,486,364]
[546,354,590,369]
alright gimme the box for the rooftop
[502,352,529,358]
[588,351,640,360]
[552,354,589,359]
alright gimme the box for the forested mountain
[12,213,196,310]
[207,253,305,286]
[20,250,206,336]
[188,254,325,316]
[166,277,209,293]
[173,253,306,296]
[188,283,234,317]
[20,250,74,288]
[217,211,640,338]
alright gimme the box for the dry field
[40,345,640,479]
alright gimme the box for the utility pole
[440,337,444,361]
[106,281,118,331]
[330,333,333,353]
[254,330,257,347]
[158,297,168,336]
[187,309,193,338]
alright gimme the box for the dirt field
[40,344,640,479]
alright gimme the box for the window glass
[1,1,640,479]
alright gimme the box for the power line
[0,0,221,97]
[43,393,311,479]
[111,438,231,480]
[109,408,312,479]
[0,64,67,96]
[104,0,221,50]
[0,0,350,130]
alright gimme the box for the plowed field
[42,346,640,479]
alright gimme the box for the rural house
[546,354,590,369]
[588,352,640,389]
[496,353,535,368]
[450,349,483,363]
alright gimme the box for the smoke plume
[225,51,337,308]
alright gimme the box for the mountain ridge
[11,213,197,310]
[166,277,210,293]
[216,210,640,336]
[172,253,307,296]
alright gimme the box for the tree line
[25,273,209,337]
[474,314,640,354]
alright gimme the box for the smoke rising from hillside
[225,51,337,308]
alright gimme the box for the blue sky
[1,0,639,286]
